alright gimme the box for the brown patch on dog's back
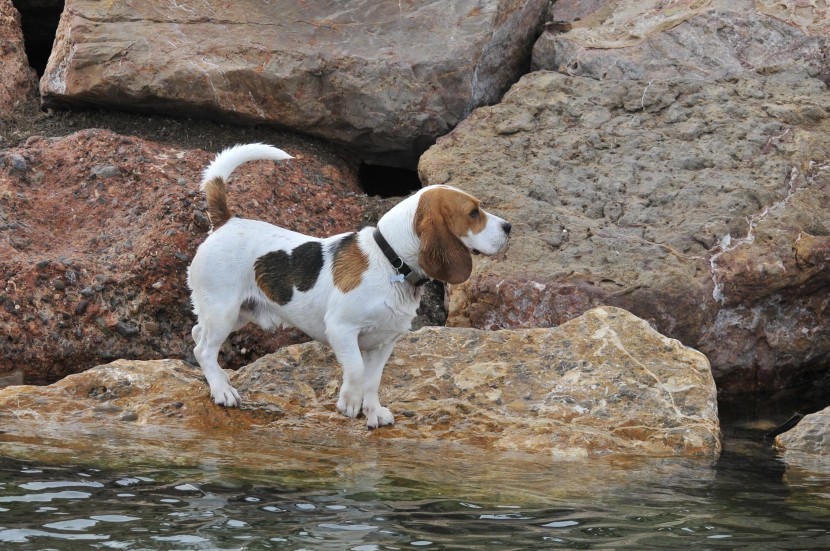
[331,233,368,293]
[204,176,232,229]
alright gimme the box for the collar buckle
[373,228,430,288]
[405,270,429,287]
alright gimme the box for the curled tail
[200,143,293,230]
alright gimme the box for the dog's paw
[337,388,362,418]
[211,385,241,407]
[365,406,395,430]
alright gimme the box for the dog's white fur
[187,144,511,428]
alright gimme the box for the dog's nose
[502,222,512,235]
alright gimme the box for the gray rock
[91,164,120,178]
[419,65,830,392]
[115,321,139,338]
[6,153,27,173]
[532,0,825,81]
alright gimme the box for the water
[1,394,829,550]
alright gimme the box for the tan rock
[775,406,830,473]
[0,0,37,114]
[0,307,721,466]
[40,0,546,168]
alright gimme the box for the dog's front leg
[192,321,242,407]
[326,328,365,420]
[361,342,396,429]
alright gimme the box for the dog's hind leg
[192,307,243,407]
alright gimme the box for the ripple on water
[0,528,109,543]
[20,481,104,490]
[317,522,380,531]
[0,491,92,503]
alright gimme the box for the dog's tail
[200,143,293,230]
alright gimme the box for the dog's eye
[469,208,480,219]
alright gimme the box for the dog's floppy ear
[414,190,473,284]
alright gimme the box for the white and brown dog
[187,144,511,428]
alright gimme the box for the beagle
[187,144,511,428]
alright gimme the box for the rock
[0,308,721,463]
[775,406,830,473]
[0,369,22,387]
[418,66,830,392]
[5,152,27,172]
[0,0,37,114]
[115,321,139,338]
[703,169,830,390]
[40,0,547,168]
[74,298,89,315]
[90,164,120,178]
[548,0,610,23]
[532,0,825,81]
[0,128,367,384]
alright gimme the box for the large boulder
[40,0,547,168]
[0,308,721,463]
[532,0,826,81]
[419,66,830,392]
[0,129,366,383]
[0,0,37,114]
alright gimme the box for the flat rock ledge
[0,307,720,466]
[775,406,830,473]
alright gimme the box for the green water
[1,394,828,550]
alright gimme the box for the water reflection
[0,395,829,549]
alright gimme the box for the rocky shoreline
[0,308,720,463]
[2,0,830,465]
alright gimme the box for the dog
[187,143,511,428]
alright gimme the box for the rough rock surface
[40,0,546,168]
[0,308,721,462]
[532,0,826,81]
[775,406,830,473]
[419,66,830,392]
[547,0,613,23]
[0,129,367,383]
[0,0,37,114]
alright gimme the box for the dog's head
[414,186,511,284]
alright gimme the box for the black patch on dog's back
[290,241,326,292]
[255,250,294,305]
[254,241,324,305]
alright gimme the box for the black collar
[373,228,430,287]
